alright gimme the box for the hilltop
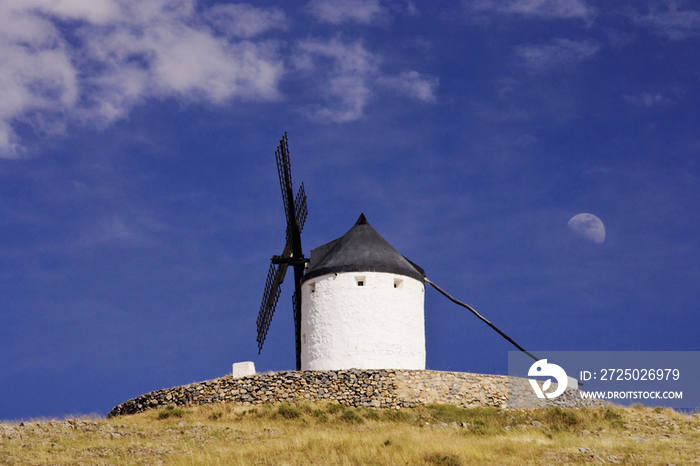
[1,402,698,465]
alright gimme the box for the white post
[232,361,256,378]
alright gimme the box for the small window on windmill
[394,278,403,289]
[309,283,315,294]
[355,276,365,287]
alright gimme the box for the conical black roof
[301,214,425,283]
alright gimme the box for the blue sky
[1,0,699,420]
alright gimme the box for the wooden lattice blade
[256,259,289,352]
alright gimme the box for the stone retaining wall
[108,370,605,418]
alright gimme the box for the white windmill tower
[299,213,426,370]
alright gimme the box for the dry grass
[1,403,699,465]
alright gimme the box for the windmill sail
[256,261,287,353]
[256,133,308,370]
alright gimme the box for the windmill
[256,134,540,373]
[256,133,308,370]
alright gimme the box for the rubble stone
[107,370,605,417]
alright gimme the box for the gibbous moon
[567,213,605,244]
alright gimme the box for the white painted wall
[300,271,425,370]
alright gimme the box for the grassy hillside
[1,402,698,465]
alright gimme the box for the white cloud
[307,0,384,25]
[15,0,123,24]
[0,0,285,158]
[515,38,600,73]
[0,2,80,157]
[623,93,674,108]
[294,38,438,122]
[631,2,700,40]
[377,71,438,102]
[204,3,286,38]
[78,15,283,118]
[470,0,594,20]
[295,38,380,122]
